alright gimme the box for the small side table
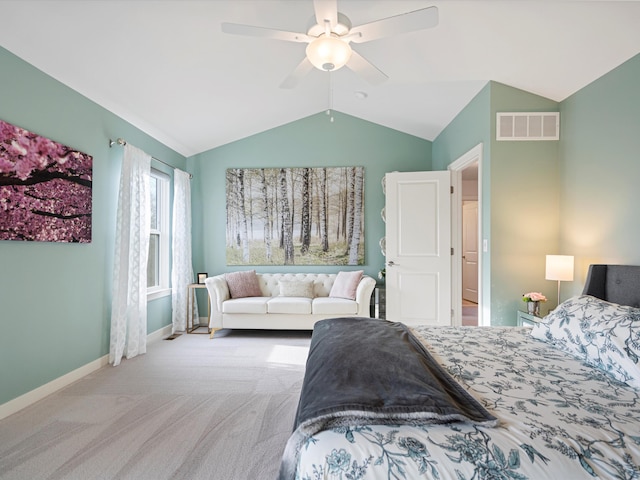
[372,286,386,319]
[517,310,541,327]
[186,283,210,334]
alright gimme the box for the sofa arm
[205,275,230,328]
[355,275,377,317]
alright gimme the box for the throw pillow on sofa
[279,280,314,298]
[225,270,262,298]
[330,270,363,300]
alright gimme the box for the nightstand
[370,286,386,319]
[517,310,541,327]
[186,283,210,334]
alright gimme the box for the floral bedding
[531,295,640,389]
[292,326,640,480]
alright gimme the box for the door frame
[449,143,485,326]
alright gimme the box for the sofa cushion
[279,280,314,298]
[267,297,312,314]
[223,297,270,314]
[329,270,363,300]
[225,270,262,298]
[312,297,358,315]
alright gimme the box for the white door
[462,201,478,303]
[385,171,451,326]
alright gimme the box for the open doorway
[461,170,478,325]
[449,144,483,327]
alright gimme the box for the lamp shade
[306,35,352,71]
[545,255,574,281]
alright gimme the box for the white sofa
[205,272,376,336]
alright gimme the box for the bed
[279,264,640,479]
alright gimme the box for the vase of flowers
[522,292,547,316]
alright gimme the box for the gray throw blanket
[278,317,498,480]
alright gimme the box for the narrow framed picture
[197,273,207,284]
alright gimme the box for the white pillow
[530,295,601,360]
[329,270,363,300]
[591,307,640,389]
[279,280,314,298]
[531,295,640,389]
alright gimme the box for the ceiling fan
[221,0,438,89]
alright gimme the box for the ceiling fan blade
[221,22,311,43]
[313,0,338,30]
[346,50,388,86]
[280,58,314,89]
[350,6,438,44]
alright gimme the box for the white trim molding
[449,143,484,327]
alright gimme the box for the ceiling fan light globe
[306,35,352,71]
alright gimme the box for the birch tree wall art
[0,119,92,243]
[226,166,364,266]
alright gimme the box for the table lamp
[546,255,574,305]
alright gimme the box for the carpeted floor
[0,330,311,480]
[461,304,478,326]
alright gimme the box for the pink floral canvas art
[0,119,92,242]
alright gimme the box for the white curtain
[109,144,151,366]
[171,169,197,333]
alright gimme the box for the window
[147,169,170,299]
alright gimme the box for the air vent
[497,112,559,141]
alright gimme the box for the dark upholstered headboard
[582,264,640,308]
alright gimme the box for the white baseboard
[197,316,208,328]
[148,323,174,342]
[0,323,173,421]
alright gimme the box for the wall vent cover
[496,112,559,141]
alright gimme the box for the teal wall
[489,83,560,322]
[560,53,640,295]
[0,47,186,406]
[433,82,560,325]
[432,84,492,171]
[189,111,432,284]
[433,54,640,325]
[432,84,492,319]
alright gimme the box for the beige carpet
[461,304,478,326]
[0,330,311,480]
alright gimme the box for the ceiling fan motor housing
[306,12,352,37]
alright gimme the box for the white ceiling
[1,1,639,157]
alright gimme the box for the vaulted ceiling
[1,1,639,157]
